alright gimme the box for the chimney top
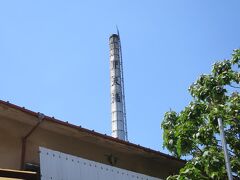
[109,34,119,39]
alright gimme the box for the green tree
[161,49,240,179]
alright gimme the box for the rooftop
[0,99,184,163]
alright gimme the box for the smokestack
[109,33,128,141]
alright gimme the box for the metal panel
[39,147,162,180]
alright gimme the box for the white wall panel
[39,147,162,180]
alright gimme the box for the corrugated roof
[0,100,185,163]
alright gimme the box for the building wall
[0,116,25,169]
[0,104,184,179]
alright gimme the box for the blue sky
[0,1,239,155]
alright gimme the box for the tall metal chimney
[109,33,128,141]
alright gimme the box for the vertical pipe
[218,118,233,180]
[109,34,125,140]
[21,113,44,170]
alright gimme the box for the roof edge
[0,99,185,163]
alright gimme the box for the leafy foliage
[161,49,240,179]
